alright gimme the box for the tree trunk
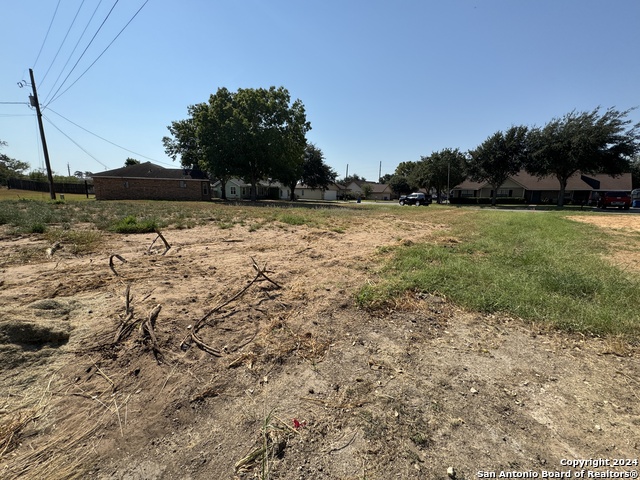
[220,178,227,200]
[491,184,498,206]
[557,176,568,207]
[288,181,297,201]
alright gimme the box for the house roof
[92,162,208,180]
[365,182,390,194]
[454,171,632,191]
[295,182,339,191]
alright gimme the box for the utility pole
[378,161,382,183]
[28,69,56,200]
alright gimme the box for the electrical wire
[43,0,121,108]
[46,0,149,107]
[33,0,62,69]
[40,0,87,87]
[42,0,105,105]
[42,114,109,170]
[46,107,175,167]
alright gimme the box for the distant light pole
[447,161,450,204]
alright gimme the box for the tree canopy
[420,148,468,202]
[527,107,640,206]
[163,86,311,201]
[468,125,529,206]
[0,140,30,186]
[340,174,366,185]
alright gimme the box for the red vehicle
[598,191,631,210]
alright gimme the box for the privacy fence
[8,178,94,196]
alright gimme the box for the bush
[450,197,527,205]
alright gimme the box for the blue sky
[1,0,639,182]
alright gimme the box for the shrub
[112,215,158,233]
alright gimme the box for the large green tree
[527,107,640,206]
[388,174,412,196]
[223,86,310,201]
[388,161,418,195]
[0,141,30,186]
[415,148,468,203]
[163,87,310,201]
[276,143,337,201]
[468,125,529,206]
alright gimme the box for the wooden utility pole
[29,69,56,200]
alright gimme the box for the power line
[46,107,175,167]
[46,0,149,107]
[43,0,121,107]
[42,0,105,105]
[41,0,87,87]
[0,102,29,105]
[42,114,109,170]
[33,0,62,69]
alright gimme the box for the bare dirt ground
[1,212,639,479]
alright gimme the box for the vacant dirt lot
[1,211,639,479]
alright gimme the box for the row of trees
[163,86,336,201]
[0,140,30,186]
[386,107,640,206]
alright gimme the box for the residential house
[92,162,210,201]
[344,181,395,200]
[294,182,339,201]
[452,171,632,204]
[212,178,280,200]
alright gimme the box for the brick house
[452,170,632,205]
[92,162,211,201]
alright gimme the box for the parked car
[399,192,431,206]
[598,191,631,210]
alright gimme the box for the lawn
[1,190,638,337]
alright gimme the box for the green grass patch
[357,211,640,337]
[278,212,310,226]
[111,215,158,234]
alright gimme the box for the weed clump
[112,215,158,234]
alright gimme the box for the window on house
[230,186,237,195]
[123,181,129,188]
[461,189,474,197]
[179,180,187,188]
[202,183,209,196]
[497,189,511,197]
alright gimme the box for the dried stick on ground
[113,285,139,344]
[148,229,171,255]
[109,254,127,276]
[180,259,281,355]
[142,304,163,364]
[251,257,281,289]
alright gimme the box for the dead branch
[190,330,222,357]
[148,229,171,255]
[113,312,139,344]
[113,285,138,343]
[251,257,282,289]
[109,254,127,276]
[142,304,163,364]
[179,258,281,357]
[125,284,132,314]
